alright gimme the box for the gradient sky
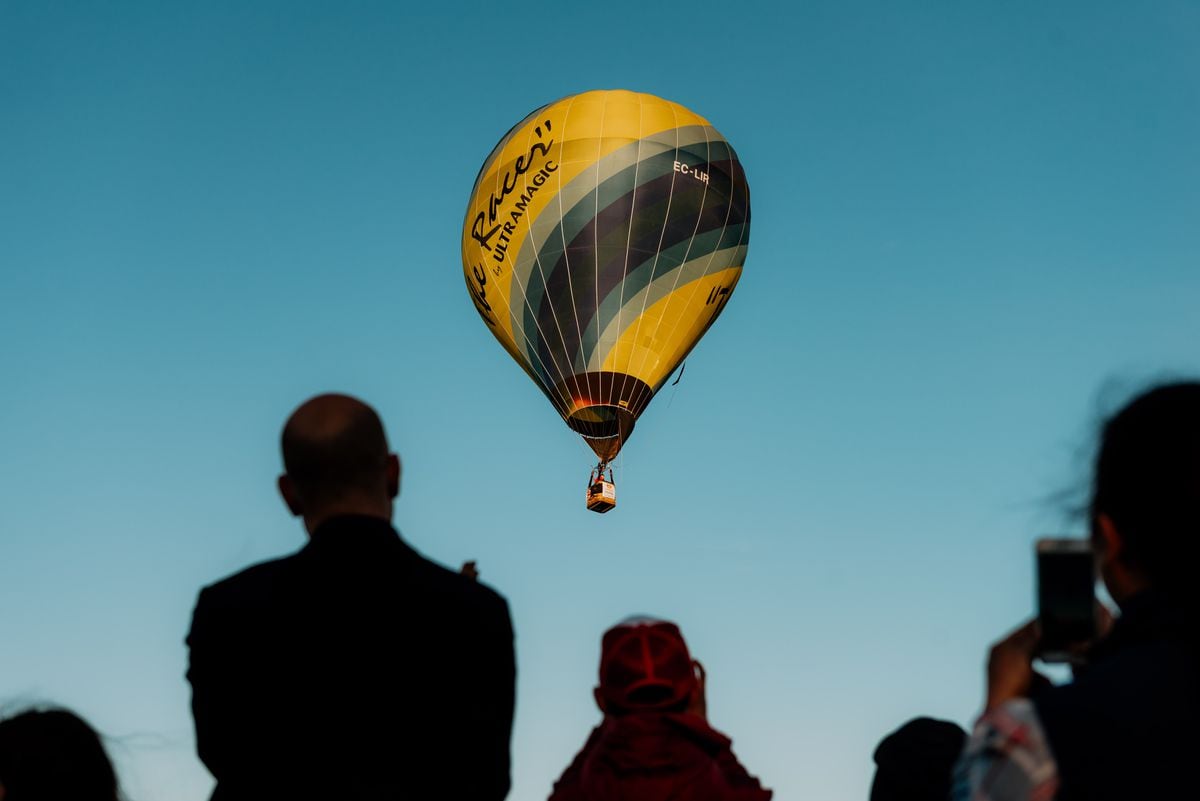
[2,2,1199,799]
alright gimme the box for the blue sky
[2,1,1198,799]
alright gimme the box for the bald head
[279,394,398,525]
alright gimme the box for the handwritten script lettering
[470,120,556,261]
[468,262,496,327]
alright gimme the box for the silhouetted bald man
[186,394,515,800]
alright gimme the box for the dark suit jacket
[186,515,515,800]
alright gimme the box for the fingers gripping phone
[1036,538,1097,663]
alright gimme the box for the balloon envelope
[462,89,751,461]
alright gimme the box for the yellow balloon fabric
[462,89,751,461]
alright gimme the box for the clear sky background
[2,2,1198,799]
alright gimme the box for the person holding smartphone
[953,382,1200,800]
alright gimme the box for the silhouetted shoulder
[404,544,512,622]
[187,534,513,649]
[194,553,299,612]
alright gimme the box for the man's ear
[593,687,608,715]
[278,474,303,517]
[386,454,401,499]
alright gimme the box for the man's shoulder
[196,553,298,609]
[191,537,511,633]
[404,545,511,618]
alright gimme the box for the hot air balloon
[462,89,751,512]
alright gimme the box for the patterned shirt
[951,699,1059,801]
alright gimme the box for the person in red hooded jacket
[548,617,772,801]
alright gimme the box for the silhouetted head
[593,616,697,716]
[278,394,400,532]
[0,708,120,801]
[1089,382,1200,606]
[870,717,966,801]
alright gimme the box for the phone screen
[1037,543,1096,659]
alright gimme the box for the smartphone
[1036,538,1097,663]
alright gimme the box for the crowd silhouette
[2,383,1197,800]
